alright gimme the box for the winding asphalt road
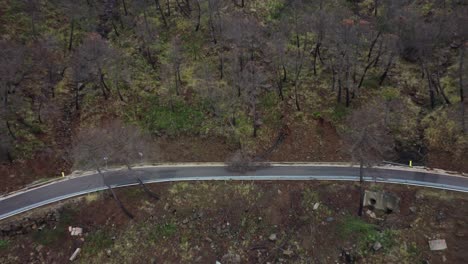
[1,164,467,221]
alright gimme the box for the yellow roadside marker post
[62,172,65,178]
[409,160,412,168]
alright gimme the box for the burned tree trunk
[68,19,75,52]
[358,160,364,217]
[154,0,168,28]
[459,46,466,134]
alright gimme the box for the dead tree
[340,99,395,216]
[72,127,134,219]
[104,120,160,200]
[70,33,115,110]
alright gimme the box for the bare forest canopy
[0,0,467,173]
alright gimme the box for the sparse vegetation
[83,230,113,255]
[2,181,466,263]
[150,223,177,240]
[0,240,9,250]
[32,208,74,246]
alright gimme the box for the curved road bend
[1,164,468,221]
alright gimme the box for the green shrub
[150,223,177,241]
[312,111,322,119]
[142,97,204,135]
[83,230,113,255]
[33,227,67,245]
[339,216,376,238]
[331,104,348,123]
[361,73,381,89]
[33,208,75,245]
[260,93,282,128]
[339,216,398,255]
[0,239,9,250]
[422,107,465,154]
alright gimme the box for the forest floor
[0,181,467,263]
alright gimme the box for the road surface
[1,164,467,221]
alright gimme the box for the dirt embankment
[0,119,348,194]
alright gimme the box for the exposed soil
[426,150,468,173]
[264,120,346,162]
[0,119,347,194]
[0,153,69,195]
[1,181,467,263]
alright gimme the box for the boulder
[313,203,320,210]
[429,239,447,251]
[221,253,241,264]
[69,248,81,261]
[268,234,277,241]
[372,241,382,251]
[283,249,294,257]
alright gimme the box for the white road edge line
[1,175,467,221]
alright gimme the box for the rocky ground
[0,181,467,263]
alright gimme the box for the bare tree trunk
[345,86,350,107]
[38,101,43,124]
[358,160,364,217]
[117,86,125,102]
[121,0,128,16]
[337,78,342,104]
[100,71,110,100]
[154,0,168,28]
[218,52,224,79]
[30,14,37,39]
[434,72,451,105]
[374,0,378,17]
[331,66,336,91]
[6,150,13,163]
[166,0,171,16]
[112,21,120,37]
[460,46,465,104]
[313,41,321,75]
[460,46,466,134]
[194,0,201,31]
[6,120,16,140]
[372,41,383,68]
[68,19,75,52]
[74,86,80,111]
[208,1,217,44]
[48,70,55,98]
[176,0,190,17]
[294,82,300,111]
[422,64,436,108]
[358,55,379,89]
[174,65,181,96]
[277,78,284,101]
[367,31,381,62]
[379,53,394,85]
[345,65,351,107]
